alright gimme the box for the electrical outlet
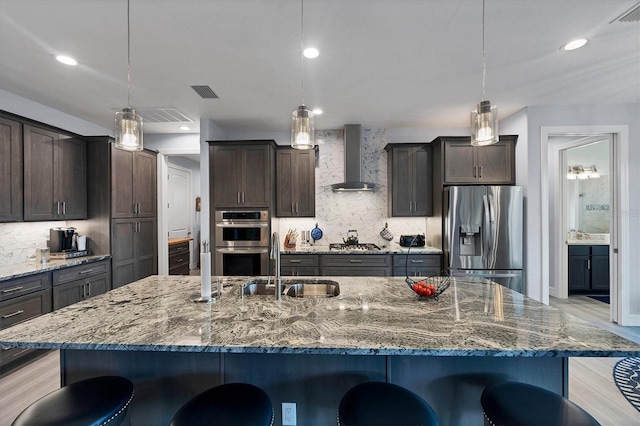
[282,402,297,426]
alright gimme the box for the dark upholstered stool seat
[338,381,439,426]
[170,383,273,426]
[12,375,134,426]
[481,382,600,426]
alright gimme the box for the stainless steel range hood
[331,124,376,192]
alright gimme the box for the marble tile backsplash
[276,129,428,247]
[0,221,65,266]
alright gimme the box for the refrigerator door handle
[487,194,495,223]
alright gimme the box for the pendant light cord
[300,0,305,106]
[481,0,486,102]
[127,0,132,109]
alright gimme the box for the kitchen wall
[275,129,428,247]
[0,221,66,266]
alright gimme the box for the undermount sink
[242,279,340,298]
[285,280,340,298]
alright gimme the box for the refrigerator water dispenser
[459,224,481,256]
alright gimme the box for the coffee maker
[48,227,76,252]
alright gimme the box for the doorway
[560,137,611,303]
[168,164,193,240]
[542,125,630,325]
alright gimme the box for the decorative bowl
[405,272,450,300]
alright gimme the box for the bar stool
[12,375,134,426]
[338,381,440,426]
[170,383,273,426]
[481,382,600,426]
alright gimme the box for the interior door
[168,164,192,239]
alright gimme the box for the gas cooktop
[329,243,380,251]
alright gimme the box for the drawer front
[591,245,609,255]
[321,267,391,277]
[568,245,589,256]
[0,273,52,302]
[394,255,441,269]
[394,266,442,277]
[169,242,190,255]
[169,252,190,270]
[281,255,318,267]
[321,255,391,268]
[281,266,319,276]
[53,260,110,286]
[0,289,52,329]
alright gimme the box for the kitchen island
[1,275,638,425]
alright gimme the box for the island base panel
[61,350,567,426]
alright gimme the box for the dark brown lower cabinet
[320,255,392,277]
[112,218,157,288]
[52,259,111,309]
[393,254,442,277]
[280,255,319,276]
[568,245,609,293]
[0,287,52,375]
[169,241,191,275]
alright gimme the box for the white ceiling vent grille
[611,2,640,23]
[135,108,193,123]
[191,85,220,99]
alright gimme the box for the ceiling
[1,0,638,135]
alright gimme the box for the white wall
[199,119,226,248]
[0,89,111,136]
[525,104,639,323]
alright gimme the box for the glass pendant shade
[115,108,143,151]
[291,105,315,149]
[471,100,498,146]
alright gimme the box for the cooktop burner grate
[329,243,381,251]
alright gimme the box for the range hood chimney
[331,124,376,192]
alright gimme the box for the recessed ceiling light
[312,108,323,115]
[179,125,190,131]
[562,38,587,51]
[303,47,319,58]
[56,55,77,65]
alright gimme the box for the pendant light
[291,0,315,150]
[470,0,498,146]
[115,0,143,151]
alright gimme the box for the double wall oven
[214,210,269,276]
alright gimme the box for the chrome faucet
[271,232,282,300]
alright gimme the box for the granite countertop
[1,275,638,357]
[0,255,112,282]
[283,244,443,255]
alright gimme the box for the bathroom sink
[242,279,340,298]
[285,280,340,298]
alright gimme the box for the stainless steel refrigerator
[443,186,524,293]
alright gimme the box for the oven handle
[214,247,269,254]
[215,223,269,228]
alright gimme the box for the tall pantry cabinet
[74,137,157,289]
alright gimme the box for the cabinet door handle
[349,260,362,263]
[289,260,302,264]
[62,201,66,215]
[474,166,477,178]
[587,259,591,269]
[242,192,245,203]
[410,260,424,264]
[78,269,94,275]
[177,259,184,263]
[87,282,91,296]
[2,310,24,319]
[56,202,61,215]
[237,193,240,204]
[1,286,24,294]
[478,166,482,178]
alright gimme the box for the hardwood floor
[0,296,638,425]
[552,295,640,425]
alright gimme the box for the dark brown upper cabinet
[432,135,517,185]
[276,147,316,217]
[385,144,433,217]
[209,140,275,208]
[111,148,157,218]
[23,125,86,221]
[0,115,23,222]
